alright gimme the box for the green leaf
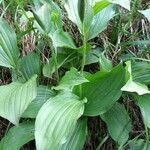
[101,103,132,145]
[64,0,82,32]
[139,9,150,22]
[54,67,89,90]
[0,122,34,150]
[121,61,150,95]
[20,52,41,80]
[33,9,47,33]
[43,53,67,77]
[35,92,85,150]
[134,94,150,128]
[85,47,102,65]
[61,118,87,150]
[121,79,150,95]
[81,64,125,116]
[93,0,130,10]
[129,139,150,150]
[0,75,37,125]
[132,62,150,85]
[65,0,93,36]
[23,86,56,118]
[99,53,113,72]
[34,1,62,34]
[80,0,94,36]
[93,0,111,15]
[0,18,19,68]
[88,5,115,40]
[51,30,76,49]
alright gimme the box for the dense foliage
[0,0,150,149]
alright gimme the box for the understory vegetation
[0,0,150,149]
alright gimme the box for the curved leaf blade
[23,85,56,118]
[82,64,125,116]
[93,1,111,15]
[51,30,76,49]
[43,53,67,77]
[121,79,150,95]
[20,52,41,80]
[54,67,89,91]
[134,94,150,128]
[0,19,19,68]
[0,75,37,125]
[35,92,85,150]
[132,61,150,85]
[61,118,87,150]
[121,61,150,95]
[34,1,62,35]
[101,103,132,145]
[88,5,115,40]
[0,122,34,150]
[64,0,82,31]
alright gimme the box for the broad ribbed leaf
[88,5,115,40]
[54,67,89,90]
[35,92,85,150]
[101,103,132,145]
[0,75,37,125]
[0,122,34,150]
[134,94,150,128]
[20,52,41,80]
[23,86,55,118]
[81,64,125,116]
[139,9,150,22]
[132,62,150,85]
[0,19,19,68]
[61,118,87,150]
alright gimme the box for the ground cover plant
[0,0,150,149]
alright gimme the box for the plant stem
[80,36,87,98]
[144,122,149,146]
[96,135,109,150]
[53,47,59,83]
[81,36,87,73]
[47,36,59,83]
